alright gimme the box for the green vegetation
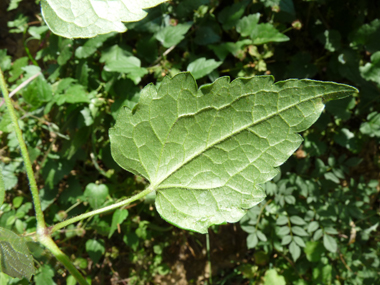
[0,0,379,284]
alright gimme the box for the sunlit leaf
[41,0,169,38]
[110,72,357,233]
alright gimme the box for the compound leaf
[0,227,35,280]
[41,0,168,38]
[110,72,357,233]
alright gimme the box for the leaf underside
[0,228,35,279]
[110,73,357,233]
[41,0,168,38]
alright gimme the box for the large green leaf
[110,73,357,233]
[41,0,168,38]
[0,227,35,279]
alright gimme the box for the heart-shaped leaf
[110,73,357,233]
[41,0,168,38]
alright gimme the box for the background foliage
[0,0,379,284]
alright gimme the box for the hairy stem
[50,186,155,233]
[1,67,89,283]
[39,235,89,285]
[0,67,46,230]
[206,232,212,284]
[0,166,5,207]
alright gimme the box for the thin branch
[0,72,41,107]
[0,67,46,230]
[150,45,177,66]
[50,186,155,234]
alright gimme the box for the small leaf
[56,85,90,105]
[0,50,12,71]
[360,51,380,84]
[217,0,248,30]
[8,57,28,82]
[187,58,222,80]
[263,269,286,285]
[101,48,148,85]
[293,236,306,247]
[284,195,296,204]
[34,264,56,285]
[250,23,290,45]
[7,0,23,11]
[289,241,301,261]
[110,72,357,233]
[84,183,109,209]
[276,216,288,225]
[22,75,52,108]
[155,22,193,48]
[41,0,169,38]
[247,233,258,249]
[257,230,267,242]
[304,241,325,262]
[307,221,319,233]
[324,172,340,184]
[75,34,115,59]
[324,227,339,235]
[292,226,309,237]
[290,215,306,225]
[0,227,35,280]
[277,226,290,236]
[241,225,256,234]
[67,275,76,285]
[108,209,129,238]
[281,235,292,245]
[323,234,337,253]
[236,13,260,37]
[80,107,94,127]
[85,239,105,264]
[313,229,323,240]
[360,112,380,137]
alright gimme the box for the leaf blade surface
[110,73,357,233]
[0,227,35,279]
[41,0,168,38]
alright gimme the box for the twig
[339,252,353,272]
[150,45,177,66]
[206,232,212,284]
[256,199,273,229]
[35,137,57,181]
[276,249,304,280]
[0,72,42,107]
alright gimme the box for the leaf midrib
[152,89,344,190]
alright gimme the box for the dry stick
[0,72,41,108]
